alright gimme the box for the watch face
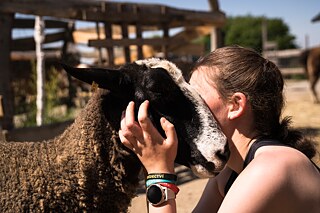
[147,185,163,205]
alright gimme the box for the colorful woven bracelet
[146,173,177,181]
[146,178,176,188]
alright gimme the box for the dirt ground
[128,79,320,213]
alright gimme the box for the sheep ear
[61,64,130,93]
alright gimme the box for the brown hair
[191,46,316,159]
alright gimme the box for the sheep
[0,90,141,212]
[0,58,228,212]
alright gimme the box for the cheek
[206,97,229,130]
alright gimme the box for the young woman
[119,46,320,213]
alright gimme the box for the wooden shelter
[0,0,226,130]
[312,12,320,23]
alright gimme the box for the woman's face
[189,68,230,135]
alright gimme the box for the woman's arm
[119,101,178,212]
[193,167,232,213]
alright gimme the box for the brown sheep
[0,58,228,212]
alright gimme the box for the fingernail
[127,101,133,109]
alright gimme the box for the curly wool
[0,90,141,212]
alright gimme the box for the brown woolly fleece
[0,90,141,212]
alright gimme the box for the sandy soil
[128,79,320,213]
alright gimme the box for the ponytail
[277,117,317,159]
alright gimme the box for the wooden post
[208,0,224,50]
[121,23,131,63]
[104,22,114,66]
[95,22,103,65]
[210,26,218,51]
[134,4,143,60]
[61,21,77,108]
[162,24,169,59]
[34,16,45,126]
[0,13,14,130]
[136,23,144,59]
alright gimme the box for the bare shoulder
[249,146,320,196]
[219,146,320,213]
[252,145,320,180]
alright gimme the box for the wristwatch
[146,184,176,206]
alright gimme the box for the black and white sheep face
[62,58,228,178]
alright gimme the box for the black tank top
[224,139,320,195]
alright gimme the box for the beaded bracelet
[146,178,176,188]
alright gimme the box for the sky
[110,0,320,49]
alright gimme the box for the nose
[216,148,230,162]
[205,161,216,171]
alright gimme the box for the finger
[125,102,144,137]
[118,129,134,150]
[120,110,126,131]
[120,109,140,149]
[120,111,135,139]
[160,117,177,142]
[137,100,153,131]
[125,101,136,129]
[119,129,142,155]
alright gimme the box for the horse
[301,46,320,103]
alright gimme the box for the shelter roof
[311,12,320,22]
[0,0,226,29]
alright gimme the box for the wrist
[146,173,178,188]
[145,165,175,174]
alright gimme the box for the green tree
[222,15,297,51]
[267,18,296,49]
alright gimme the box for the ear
[61,63,132,95]
[227,92,247,119]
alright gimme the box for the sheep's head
[62,58,228,178]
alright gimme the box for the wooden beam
[11,31,66,51]
[89,38,170,48]
[0,1,78,19]
[82,10,171,25]
[11,50,61,61]
[167,26,212,51]
[0,1,226,27]
[13,18,68,29]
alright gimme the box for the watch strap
[159,182,180,194]
[164,186,176,200]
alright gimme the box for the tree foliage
[222,15,297,51]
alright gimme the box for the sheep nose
[205,161,216,171]
[216,148,230,162]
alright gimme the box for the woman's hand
[119,100,178,174]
